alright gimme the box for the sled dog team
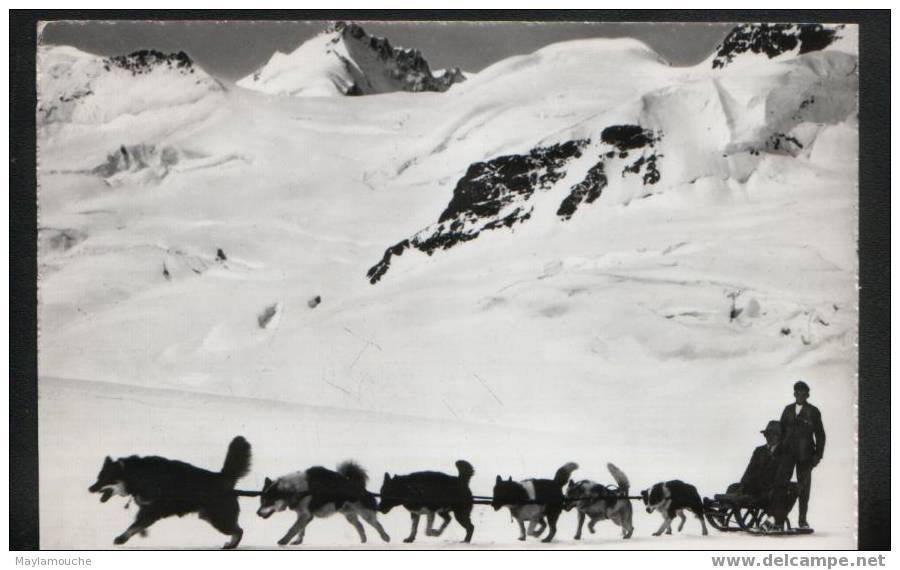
[89,436,710,549]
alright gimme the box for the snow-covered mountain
[37,46,224,125]
[236,21,466,97]
[367,28,857,283]
[37,23,858,549]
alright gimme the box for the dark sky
[39,20,735,81]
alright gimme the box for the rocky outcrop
[712,24,845,69]
[558,125,661,220]
[368,126,669,282]
[103,50,196,76]
[557,162,607,221]
[367,140,588,283]
[600,124,658,151]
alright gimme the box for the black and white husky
[565,463,634,540]
[87,436,252,549]
[491,462,579,543]
[379,460,476,543]
[641,480,709,536]
[257,461,390,546]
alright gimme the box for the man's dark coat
[740,443,784,497]
[779,403,826,463]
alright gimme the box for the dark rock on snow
[104,50,196,76]
[367,140,588,283]
[711,23,844,69]
[557,162,607,221]
[558,125,661,220]
[368,125,669,282]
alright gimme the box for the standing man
[779,380,826,528]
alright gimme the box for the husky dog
[257,461,390,546]
[565,463,634,540]
[87,436,252,549]
[641,480,709,537]
[491,462,579,543]
[379,460,475,543]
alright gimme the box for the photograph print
[33,17,860,549]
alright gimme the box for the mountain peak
[238,22,466,97]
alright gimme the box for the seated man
[740,420,801,531]
[738,420,785,502]
[719,421,797,530]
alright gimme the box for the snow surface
[41,376,855,549]
[37,27,858,549]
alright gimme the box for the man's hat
[793,380,810,392]
[761,420,782,435]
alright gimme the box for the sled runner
[703,482,811,535]
[744,525,815,536]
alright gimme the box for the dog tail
[221,436,252,486]
[606,463,630,493]
[554,462,579,486]
[337,460,369,488]
[455,460,475,484]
